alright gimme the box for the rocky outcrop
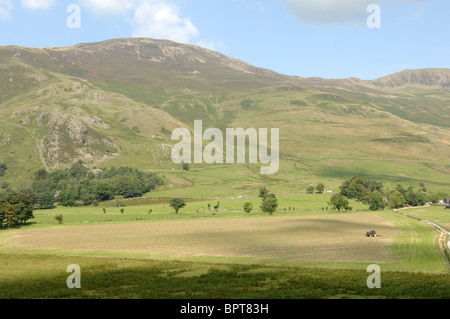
[44,110,116,168]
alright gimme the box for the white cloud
[79,0,199,44]
[286,0,425,26]
[0,0,13,19]
[287,0,374,26]
[21,0,56,10]
[132,2,198,43]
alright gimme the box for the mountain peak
[372,68,450,90]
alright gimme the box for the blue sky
[0,0,449,80]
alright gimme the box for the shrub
[54,214,63,224]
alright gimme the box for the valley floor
[0,200,449,299]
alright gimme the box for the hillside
[0,38,449,193]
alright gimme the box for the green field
[396,206,450,228]
[31,194,367,225]
[1,195,449,299]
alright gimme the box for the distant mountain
[0,38,449,186]
[372,68,450,90]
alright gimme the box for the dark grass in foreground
[1,254,449,299]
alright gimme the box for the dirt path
[428,222,450,252]
[143,155,450,173]
[0,119,50,172]
[284,156,450,164]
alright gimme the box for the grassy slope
[29,194,368,224]
[146,159,450,198]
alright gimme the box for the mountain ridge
[4,38,449,92]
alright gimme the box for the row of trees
[168,187,279,216]
[168,199,222,214]
[241,188,279,215]
[335,176,446,211]
[306,183,325,194]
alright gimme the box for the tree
[35,191,55,209]
[405,185,425,207]
[388,190,406,209]
[261,195,278,215]
[54,214,63,224]
[94,183,114,202]
[328,194,350,212]
[306,186,315,194]
[213,201,220,212]
[419,183,427,194]
[5,193,34,225]
[426,193,440,204]
[395,184,408,197]
[340,176,372,202]
[369,191,385,211]
[316,183,325,194]
[3,203,18,228]
[258,187,270,199]
[243,202,253,214]
[169,198,186,214]
[182,163,190,171]
[367,180,383,193]
[114,177,144,199]
[0,201,4,228]
[81,193,96,206]
[69,161,88,179]
[0,163,7,177]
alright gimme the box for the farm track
[120,192,315,202]
[144,156,450,173]
[284,156,450,164]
